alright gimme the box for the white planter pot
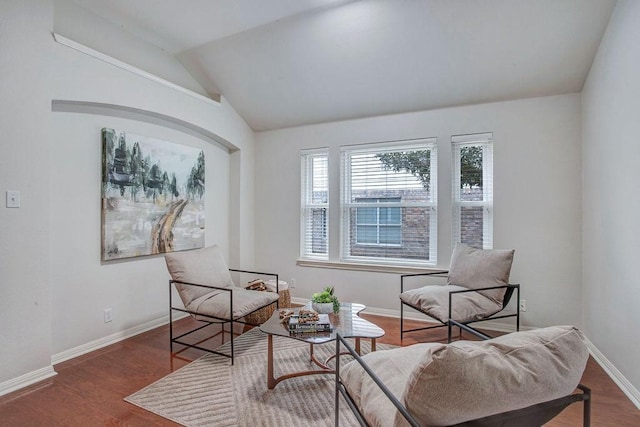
[312,302,334,314]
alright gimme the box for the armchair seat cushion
[187,287,279,321]
[400,284,502,323]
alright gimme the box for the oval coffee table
[259,302,385,389]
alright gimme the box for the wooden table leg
[266,335,334,389]
[355,337,361,355]
[371,338,376,352]
[267,334,276,389]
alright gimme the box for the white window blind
[341,139,437,266]
[452,133,493,249]
[300,149,329,259]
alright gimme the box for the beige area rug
[125,328,393,426]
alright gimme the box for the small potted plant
[311,286,340,314]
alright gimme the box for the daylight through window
[301,149,329,259]
[341,139,437,266]
[452,133,493,249]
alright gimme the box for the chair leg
[400,303,404,343]
[447,320,453,343]
[582,386,591,427]
[230,319,235,365]
[335,338,341,427]
[169,318,173,353]
[516,285,521,332]
[169,281,174,353]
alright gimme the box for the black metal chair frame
[400,270,520,343]
[335,332,591,427]
[169,268,278,364]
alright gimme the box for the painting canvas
[101,128,205,260]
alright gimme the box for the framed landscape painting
[101,128,205,260]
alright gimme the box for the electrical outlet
[289,278,296,289]
[104,308,113,323]
[519,299,527,312]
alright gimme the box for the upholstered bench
[335,326,591,426]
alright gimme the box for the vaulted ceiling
[63,0,617,131]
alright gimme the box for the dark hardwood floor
[1,314,638,426]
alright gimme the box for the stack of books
[288,313,332,335]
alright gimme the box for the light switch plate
[6,191,20,208]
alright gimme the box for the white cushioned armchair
[165,245,279,364]
[400,243,519,342]
[335,326,591,426]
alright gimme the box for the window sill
[296,259,442,274]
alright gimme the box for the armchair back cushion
[405,325,588,426]
[447,243,515,304]
[165,245,235,306]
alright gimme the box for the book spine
[290,331,331,337]
[288,323,331,332]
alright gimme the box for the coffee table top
[259,302,385,344]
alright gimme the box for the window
[452,133,493,249]
[341,139,437,266]
[355,197,401,245]
[301,149,329,259]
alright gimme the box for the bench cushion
[405,325,588,426]
[340,326,588,427]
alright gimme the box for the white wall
[582,0,640,393]
[255,94,583,328]
[49,116,230,353]
[0,0,54,385]
[53,0,210,98]
[47,18,257,354]
[0,0,257,392]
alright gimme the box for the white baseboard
[585,337,640,409]
[0,365,57,398]
[51,313,187,365]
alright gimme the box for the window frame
[340,139,438,267]
[451,133,493,249]
[300,148,329,260]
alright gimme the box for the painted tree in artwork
[129,142,145,200]
[187,151,205,199]
[169,173,179,199]
[146,164,165,201]
[111,133,133,196]
[101,128,116,196]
